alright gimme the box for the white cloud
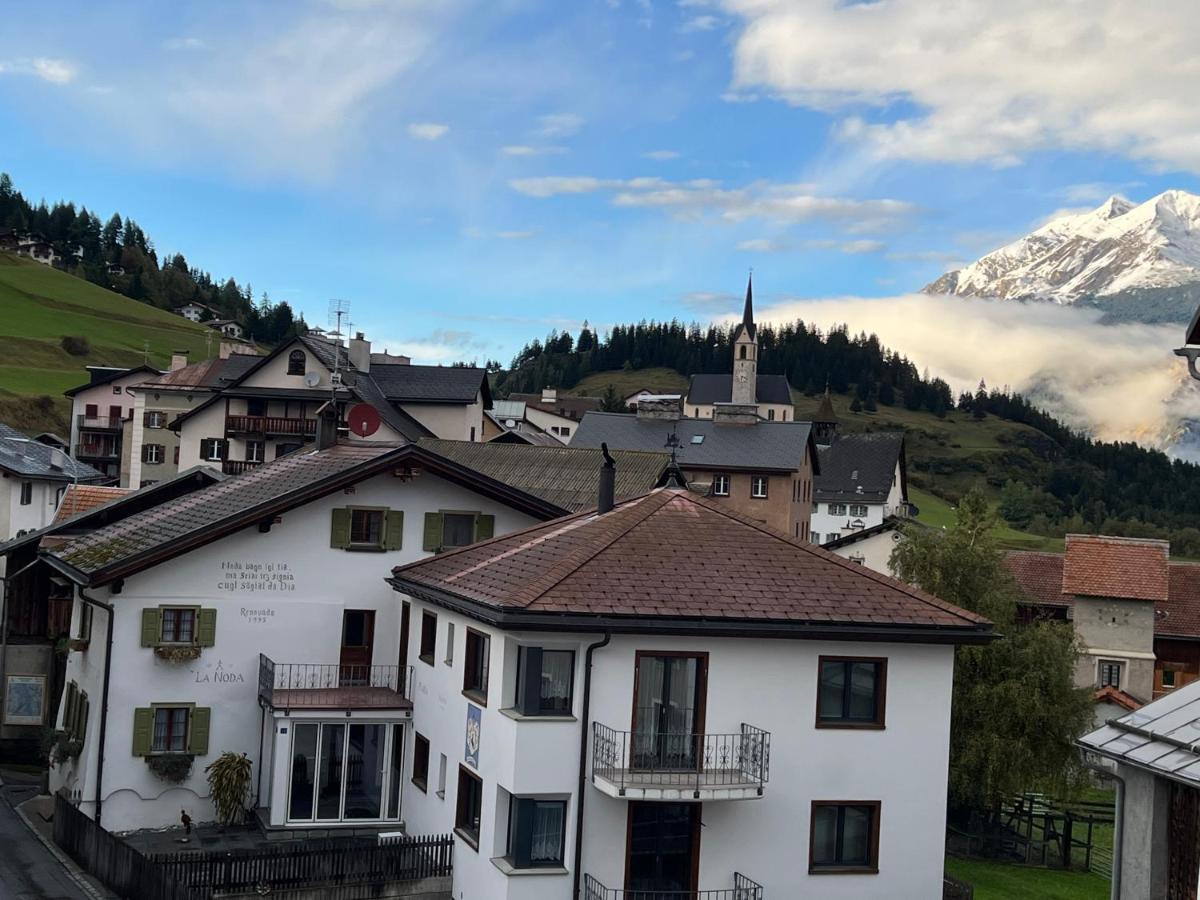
[726,0,1200,172]
[738,237,885,254]
[679,15,719,32]
[643,149,681,160]
[501,144,566,156]
[537,113,585,138]
[408,122,449,140]
[511,174,913,230]
[753,293,1200,451]
[163,37,206,50]
[0,57,77,85]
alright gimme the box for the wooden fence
[154,833,454,894]
[53,792,194,900]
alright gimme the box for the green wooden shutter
[385,510,404,550]
[423,512,443,552]
[78,696,89,742]
[188,707,211,755]
[330,508,351,548]
[132,707,154,756]
[195,609,217,647]
[64,684,77,736]
[474,514,495,542]
[140,608,162,647]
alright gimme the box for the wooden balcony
[258,655,413,713]
[591,722,770,802]
[74,443,120,460]
[222,459,263,476]
[76,414,123,431]
[226,415,318,437]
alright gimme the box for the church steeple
[731,273,758,406]
[813,384,839,446]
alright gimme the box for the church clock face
[737,371,748,383]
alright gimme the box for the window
[849,504,869,517]
[739,345,747,359]
[287,349,307,376]
[445,622,455,666]
[160,608,196,643]
[507,798,567,868]
[750,475,768,499]
[810,802,880,873]
[246,440,265,463]
[419,612,438,665]
[246,398,267,417]
[144,410,166,429]
[1163,669,1178,689]
[133,705,211,756]
[112,385,122,395]
[423,511,494,552]
[142,443,164,464]
[829,503,847,516]
[550,425,571,437]
[817,657,886,728]
[412,733,430,792]
[174,446,180,465]
[1099,660,1123,689]
[350,509,384,547]
[712,474,730,497]
[200,438,227,461]
[85,403,98,419]
[330,507,402,551]
[19,482,32,505]
[515,648,575,716]
[768,409,776,421]
[463,629,490,702]
[154,707,189,752]
[437,754,448,798]
[455,766,483,849]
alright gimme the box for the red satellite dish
[347,403,381,437]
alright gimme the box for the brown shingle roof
[1062,534,1169,602]
[53,485,132,523]
[392,488,991,636]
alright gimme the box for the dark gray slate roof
[64,365,161,397]
[0,424,106,483]
[371,364,489,405]
[815,432,905,503]
[685,373,792,406]
[571,412,815,472]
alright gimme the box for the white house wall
[0,475,61,542]
[398,594,956,900]
[828,530,904,577]
[52,470,539,832]
[403,399,483,443]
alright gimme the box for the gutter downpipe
[573,631,610,900]
[1085,757,1124,900]
[79,587,115,827]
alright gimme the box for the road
[0,779,89,900]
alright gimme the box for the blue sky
[2,0,1198,365]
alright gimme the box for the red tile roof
[1092,685,1143,712]
[1005,551,1071,608]
[1163,564,1200,638]
[1062,534,1169,602]
[53,485,131,523]
[392,487,991,635]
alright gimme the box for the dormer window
[287,349,306,376]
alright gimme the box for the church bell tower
[731,275,758,407]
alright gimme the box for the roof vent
[851,469,858,480]
[690,435,704,444]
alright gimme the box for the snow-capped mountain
[924,190,1200,312]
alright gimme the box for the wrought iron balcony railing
[583,873,764,899]
[258,655,413,712]
[592,722,770,797]
[226,415,318,437]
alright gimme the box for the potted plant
[205,752,253,828]
[154,644,201,662]
[147,753,194,783]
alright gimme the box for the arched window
[287,349,306,376]
[739,345,747,360]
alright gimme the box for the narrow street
[0,776,89,900]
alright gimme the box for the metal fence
[259,654,412,709]
[583,873,764,899]
[592,721,770,792]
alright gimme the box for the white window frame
[849,504,869,517]
[1098,658,1124,690]
[712,474,730,497]
[829,503,847,516]
[750,475,769,499]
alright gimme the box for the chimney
[541,388,558,404]
[349,331,371,373]
[635,398,681,421]
[712,403,759,425]
[170,350,189,372]
[218,340,233,360]
[598,443,616,514]
[316,401,339,451]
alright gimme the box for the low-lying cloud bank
[753,293,1200,454]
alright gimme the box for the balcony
[226,415,318,437]
[591,722,770,802]
[222,459,263,476]
[74,443,120,461]
[583,874,764,899]
[76,414,124,431]
[258,655,413,714]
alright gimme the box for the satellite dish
[304,371,322,388]
[347,403,381,437]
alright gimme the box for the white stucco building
[0,424,106,544]
[65,365,163,482]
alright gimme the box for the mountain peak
[922,189,1200,310]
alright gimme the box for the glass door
[626,802,698,894]
[343,723,385,819]
[632,654,704,770]
[286,722,403,824]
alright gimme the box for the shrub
[205,751,253,827]
[60,335,90,356]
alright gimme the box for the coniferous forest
[0,172,305,345]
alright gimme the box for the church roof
[815,390,838,424]
[731,275,756,343]
[685,373,792,407]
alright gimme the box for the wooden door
[340,610,375,684]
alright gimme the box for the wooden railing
[76,414,124,430]
[226,414,317,436]
[222,459,263,475]
[74,443,120,459]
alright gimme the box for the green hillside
[0,252,216,433]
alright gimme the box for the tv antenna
[327,299,351,412]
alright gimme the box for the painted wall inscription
[216,560,296,594]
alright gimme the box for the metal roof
[1080,680,1200,787]
[0,424,107,483]
[571,412,815,473]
